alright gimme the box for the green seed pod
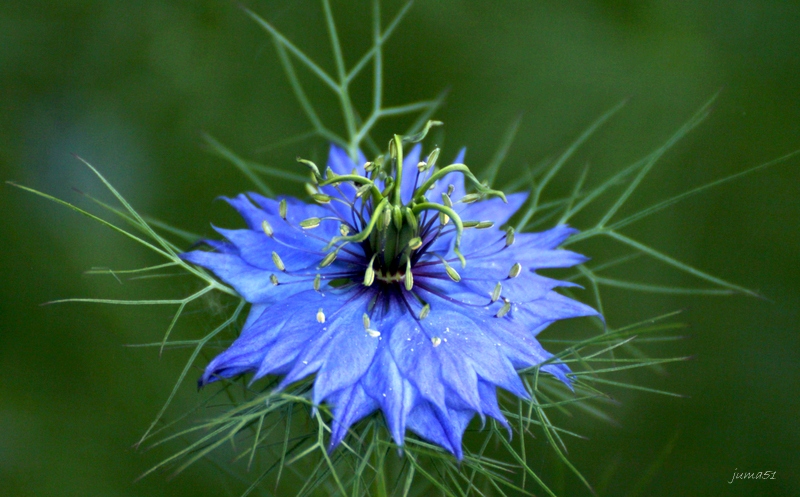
[403,207,418,231]
[392,205,403,230]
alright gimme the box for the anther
[270,274,279,286]
[476,221,494,229]
[508,262,522,278]
[320,250,337,268]
[431,337,442,347]
[362,313,371,330]
[408,237,422,250]
[364,254,377,287]
[496,298,511,318]
[441,192,453,208]
[443,261,461,282]
[300,217,321,229]
[367,329,381,338]
[404,259,414,291]
[356,184,371,198]
[311,193,331,204]
[439,212,450,226]
[279,199,287,219]
[272,251,286,271]
[261,220,274,237]
[505,227,515,246]
[316,308,325,324]
[419,303,431,320]
[491,282,502,302]
[339,224,350,236]
[313,273,321,291]
[460,193,482,204]
[447,184,455,196]
[304,183,317,196]
[417,161,428,172]
[427,148,440,169]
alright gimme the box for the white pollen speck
[431,337,442,347]
[302,361,308,365]
[367,329,381,338]
[382,393,386,397]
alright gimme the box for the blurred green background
[2,1,799,496]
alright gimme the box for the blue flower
[182,140,597,459]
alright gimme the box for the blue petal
[414,294,531,399]
[477,380,510,432]
[360,348,419,446]
[406,403,473,459]
[328,383,378,449]
[199,290,329,384]
[180,250,298,304]
[326,144,366,176]
[306,294,384,404]
[220,194,267,231]
[389,316,447,412]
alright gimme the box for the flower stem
[372,431,388,497]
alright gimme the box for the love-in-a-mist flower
[182,133,597,459]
